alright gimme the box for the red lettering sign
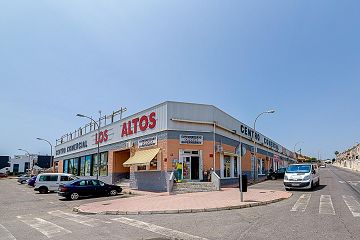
[121,112,157,137]
[95,129,109,144]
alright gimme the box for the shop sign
[55,140,88,156]
[138,136,158,148]
[121,112,156,137]
[180,135,203,145]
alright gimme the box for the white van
[283,164,320,190]
[34,173,78,193]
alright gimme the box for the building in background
[335,143,360,171]
[54,101,296,192]
[0,156,10,173]
[8,155,53,174]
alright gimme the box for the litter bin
[239,174,248,192]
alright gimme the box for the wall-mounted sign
[55,140,88,156]
[121,112,156,137]
[180,135,203,145]
[138,136,158,148]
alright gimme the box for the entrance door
[191,157,199,180]
[183,156,191,180]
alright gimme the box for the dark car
[17,174,31,184]
[0,172,7,178]
[267,167,286,180]
[27,176,37,187]
[58,179,122,200]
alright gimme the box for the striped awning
[123,148,160,167]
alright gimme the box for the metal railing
[56,108,127,146]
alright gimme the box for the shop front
[54,101,296,192]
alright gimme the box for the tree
[335,151,339,156]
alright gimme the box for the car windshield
[286,165,311,173]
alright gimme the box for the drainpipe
[213,122,216,171]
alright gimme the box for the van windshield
[286,165,311,173]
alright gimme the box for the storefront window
[85,155,91,176]
[150,155,157,170]
[234,157,238,177]
[224,156,231,178]
[63,159,69,173]
[72,158,79,175]
[68,159,74,174]
[92,154,99,177]
[80,156,85,176]
[100,152,108,176]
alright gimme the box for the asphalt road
[0,165,359,240]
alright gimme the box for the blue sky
[1,0,359,159]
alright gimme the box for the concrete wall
[133,170,168,192]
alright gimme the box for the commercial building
[335,143,360,171]
[7,155,52,174]
[54,101,296,192]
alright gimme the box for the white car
[34,173,78,194]
[283,164,320,190]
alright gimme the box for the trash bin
[239,174,248,192]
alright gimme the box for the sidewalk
[74,188,292,215]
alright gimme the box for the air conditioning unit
[216,145,223,153]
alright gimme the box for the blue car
[58,179,122,200]
[27,176,37,187]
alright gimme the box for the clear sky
[1,0,359,159]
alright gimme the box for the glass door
[182,156,191,180]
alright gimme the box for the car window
[60,176,69,181]
[91,180,100,186]
[79,180,87,186]
[39,175,58,181]
[98,181,105,187]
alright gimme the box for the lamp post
[76,113,100,180]
[36,138,53,170]
[294,141,303,162]
[253,110,275,182]
[18,148,32,174]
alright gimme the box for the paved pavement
[75,188,292,215]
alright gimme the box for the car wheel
[70,192,79,200]
[39,187,48,194]
[310,181,314,190]
[109,189,117,196]
[285,188,290,191]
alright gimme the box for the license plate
[292,183,300,186]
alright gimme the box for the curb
[73,194,291,215]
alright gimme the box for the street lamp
[36,138,53,171]
[18,148,32,173]
[294,141,303,162]
[253,110,275,182]
[76,113,100,180]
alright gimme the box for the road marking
[347,181,360,186]
[343,195,360,217]
[17,215,71,238]
[339,181,345,184]
[291,194,311,212]
[48,210,102,227]
[0,224,16,240]
[319,195,335,215]
[112,217,209,240]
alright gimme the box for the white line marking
[291,194,311,212]
[112,217,208,240]
[339,181,345,183]
[0,224,16,240]
[17,215,71,238]
[48,210,101,227]
[319,195,335,215]
[343,195,360,217]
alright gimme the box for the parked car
[34,173,78,194]
[17,174,31,184]
[27,176,37,187]
[0,172,7,178]
[58,179,122,200]
[283,163,320,190]
[267,167,286,180]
